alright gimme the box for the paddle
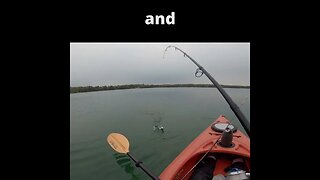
[107,133,160,180]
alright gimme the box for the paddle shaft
[127,153,160,180]
[166,46,250,137]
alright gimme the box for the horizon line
[70,83,250,88]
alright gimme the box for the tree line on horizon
[70,84,250,94]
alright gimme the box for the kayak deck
[160,115,250,180]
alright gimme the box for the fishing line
[164,46,204,78]
[180,124,231,180]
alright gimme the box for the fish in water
[153,125,164,133]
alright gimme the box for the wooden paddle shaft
[127,153,160,180]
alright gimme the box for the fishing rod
[164,45,250,137]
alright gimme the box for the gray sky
[70,43,250,86]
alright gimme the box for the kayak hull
[159,115,250,180]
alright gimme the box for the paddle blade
[107,133,130,154]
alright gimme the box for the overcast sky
[70,43,250,87]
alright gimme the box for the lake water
[70,88,250,180]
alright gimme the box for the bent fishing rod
[164,46,250,137]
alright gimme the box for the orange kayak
[159,115,250,180]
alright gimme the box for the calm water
[70,88,250,180]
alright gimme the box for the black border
[22,6,276,180]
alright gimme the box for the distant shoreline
[70,84,250,94]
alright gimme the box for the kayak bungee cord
[180,140,218,180]
[180,123,231,180]
[163,46,250,137]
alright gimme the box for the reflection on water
[113,153,142,180]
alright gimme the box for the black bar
[127,153,160,180]
[167,46,250,137]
